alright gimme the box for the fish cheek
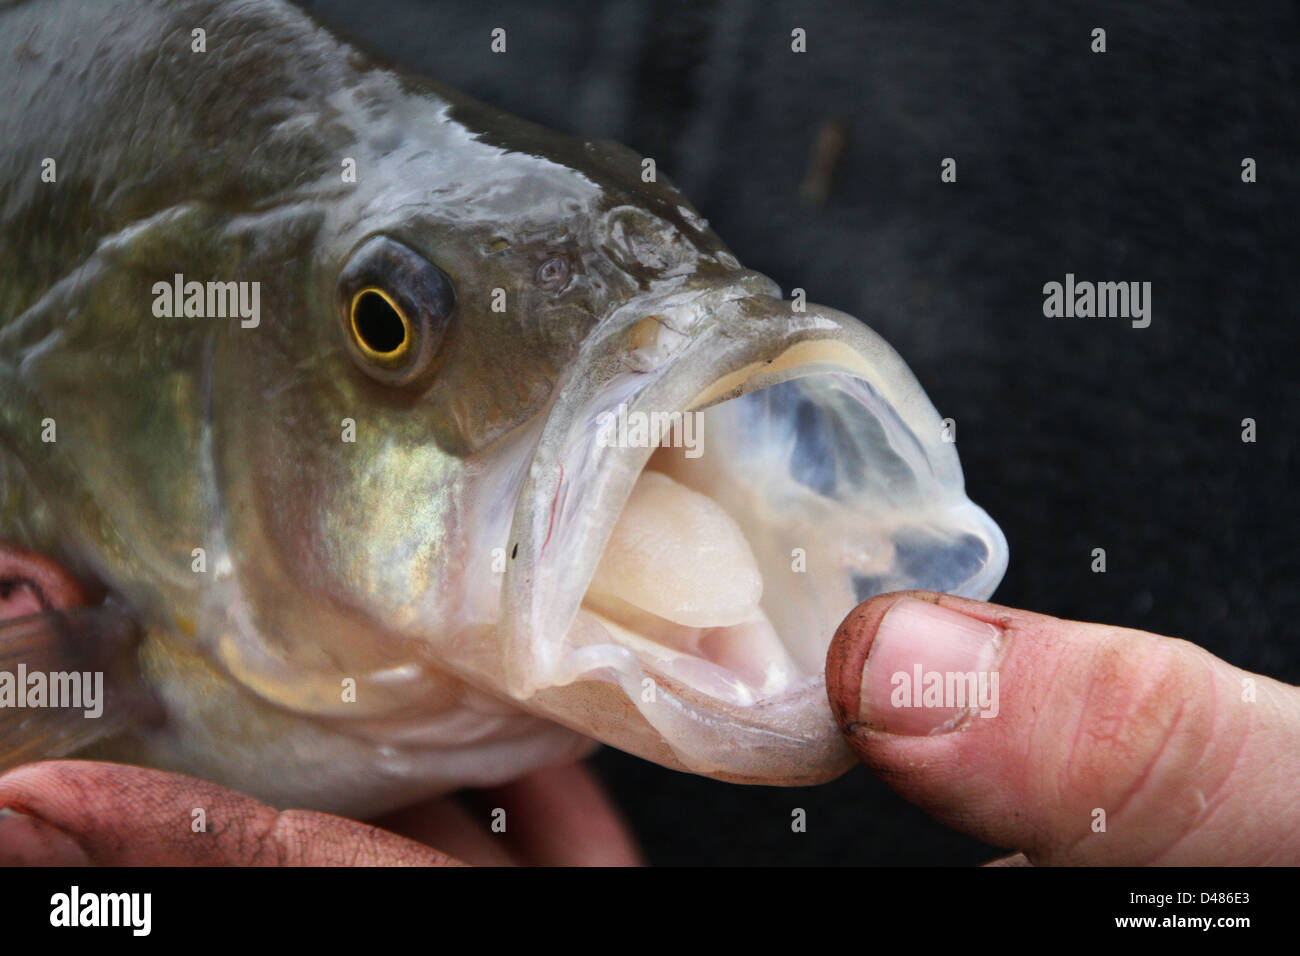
[403,320,543,456]
[421,288,595,453]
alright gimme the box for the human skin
[1,589,1297,865]
[827,592,1300,866]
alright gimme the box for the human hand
[0,758,641,866]
[825,590,1300,865]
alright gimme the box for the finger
[474,759,643,866]
[0,759,463,865]
[0,541,88,616]
[375,796,518,866]
[826,590,1300,865]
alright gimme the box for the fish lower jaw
[568,605,804,708]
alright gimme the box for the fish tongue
[586,470,763,628]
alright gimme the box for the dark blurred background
[297,0,1300,864]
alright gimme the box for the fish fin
[0,601,151,771]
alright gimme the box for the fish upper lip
[494,287,1007,782]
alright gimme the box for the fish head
[199,77,1007,788]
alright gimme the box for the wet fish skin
[3,0,710,812]
[0,0,1007,815]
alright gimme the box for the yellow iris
[349,287,412,362]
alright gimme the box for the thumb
[826,591,1300,865]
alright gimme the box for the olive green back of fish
[0,0,732,808]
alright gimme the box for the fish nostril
[536,255,571,292]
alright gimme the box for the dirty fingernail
[858,597,1002,735]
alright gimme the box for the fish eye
[337,236,456,386]
[350,288,411,358]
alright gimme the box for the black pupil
[354,291,407,353]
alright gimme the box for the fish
[0,0,1008,818]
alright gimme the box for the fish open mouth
[570,372,1003,707]
[501,291,1007,783]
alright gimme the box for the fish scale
[0,0,1006,816]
